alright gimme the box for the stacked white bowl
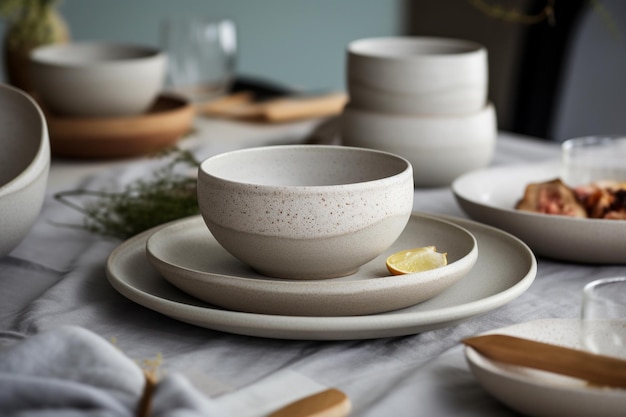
[340,37,497,187]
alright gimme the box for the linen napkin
[0,326,224,417]
[0,326,331,417]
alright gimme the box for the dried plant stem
[54,148,201,240]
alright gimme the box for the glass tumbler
[581,276,626,359]
[561,136,626,187]
[161,17,237,102]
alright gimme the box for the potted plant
[1,0,69,91]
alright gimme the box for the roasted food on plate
[516,178,626,219]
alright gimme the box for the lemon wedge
[386,246,448,275]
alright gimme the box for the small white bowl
[0,84,50,258]
[197,145,414,280]
[30,42,167,117]
[347,36,487,115]
[341,103,497,187]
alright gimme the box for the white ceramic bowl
[347,36,487,115]
[0,84,50,258]
[30,42,167,117]
[341,103,497,187]
[452,161,626,264]
[197,145,414,280]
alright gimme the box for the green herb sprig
[55,148,201,240]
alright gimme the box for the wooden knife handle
[267,388,351,417]
[463,334,626,388]
[202,92,347,122]
[262,93,348,122]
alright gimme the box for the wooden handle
[267,388,351,417]
[202,92,347,122]
[201,91,255,114]
[463,334,626,388]
[262,93,348,122]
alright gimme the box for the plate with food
[452,161,626,263]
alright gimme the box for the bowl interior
[349,37,483,59]
[0,87,45,188]
[31,42,162,66]
[201,146,410,186]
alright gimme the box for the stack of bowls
[341,37,497,187]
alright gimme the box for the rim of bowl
[30,42,164,67]
[347,36,485,60]
[198,145,413,189]
[0,84,49,194]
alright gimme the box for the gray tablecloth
[2,119,624,416]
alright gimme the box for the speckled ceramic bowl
[197,145,414,279]
[0,84,50,258]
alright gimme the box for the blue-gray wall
[1,0,407,91]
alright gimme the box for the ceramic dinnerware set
[142,144,481,317]
[340,36,497,187]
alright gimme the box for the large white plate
[105,214,536,340]
[465,319,626,417]
[452,161,626,263]
[145,214,478,317]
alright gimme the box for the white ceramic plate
[452,161,626,263]
[465,319,626,417]
[145,214,478,317]
[105,214,536,340]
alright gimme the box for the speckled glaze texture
[197,145,414,279]
[0,84,50,258]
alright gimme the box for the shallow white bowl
[197,145,414,280]
[347,36,487,115]
[341,103,497,187]
[0,84,50,258]
[30,42,166,117]
[465,319,626,417]
[452,161,626,263]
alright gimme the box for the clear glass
[161,17,237,102]
[560,136,626,187]
[581,276,626,359]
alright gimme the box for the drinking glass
[561,136,626,187]
[161,17,237,102]
[581,276,626,359]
